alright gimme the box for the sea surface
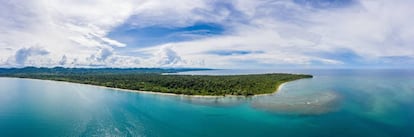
[0,69,413,137]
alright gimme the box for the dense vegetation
[0,67,312,96]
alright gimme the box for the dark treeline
[0,67,312,96]
[0,67,210,74]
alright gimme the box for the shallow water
[0,69,413,137]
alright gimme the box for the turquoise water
[0,69,413,137]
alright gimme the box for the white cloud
[135,0,414,68]
[0,0,228,67]
[152,46,183,66]
[88,47,114,63]
[59,55,68,66]
[0,0,413,68]
[11,46,50,66]
[0,0,135,67]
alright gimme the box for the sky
[0,0,413,69]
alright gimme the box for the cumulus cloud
[96,48,114,62]
[135,0,414,68]
[0,0,132,67]
[59,55,68,66]
[152,46,184,66]
[0,0,413,68]
[13,47,49,65]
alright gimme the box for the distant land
[0,67,312,96]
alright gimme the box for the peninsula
[0,67,312,96]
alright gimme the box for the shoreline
[252,83,287,97]
[1,77,293,98]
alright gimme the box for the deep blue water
[0,69,413,137]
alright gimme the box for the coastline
[252,83,287,97]
[1,77,292,98]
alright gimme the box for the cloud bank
[0,0,413,68]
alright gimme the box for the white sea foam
[251,91,341,115]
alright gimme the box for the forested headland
[0,67,312,96]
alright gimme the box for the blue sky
[108,22,225,49]
[0,0,414,68]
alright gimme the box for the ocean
[0,69,413,137]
